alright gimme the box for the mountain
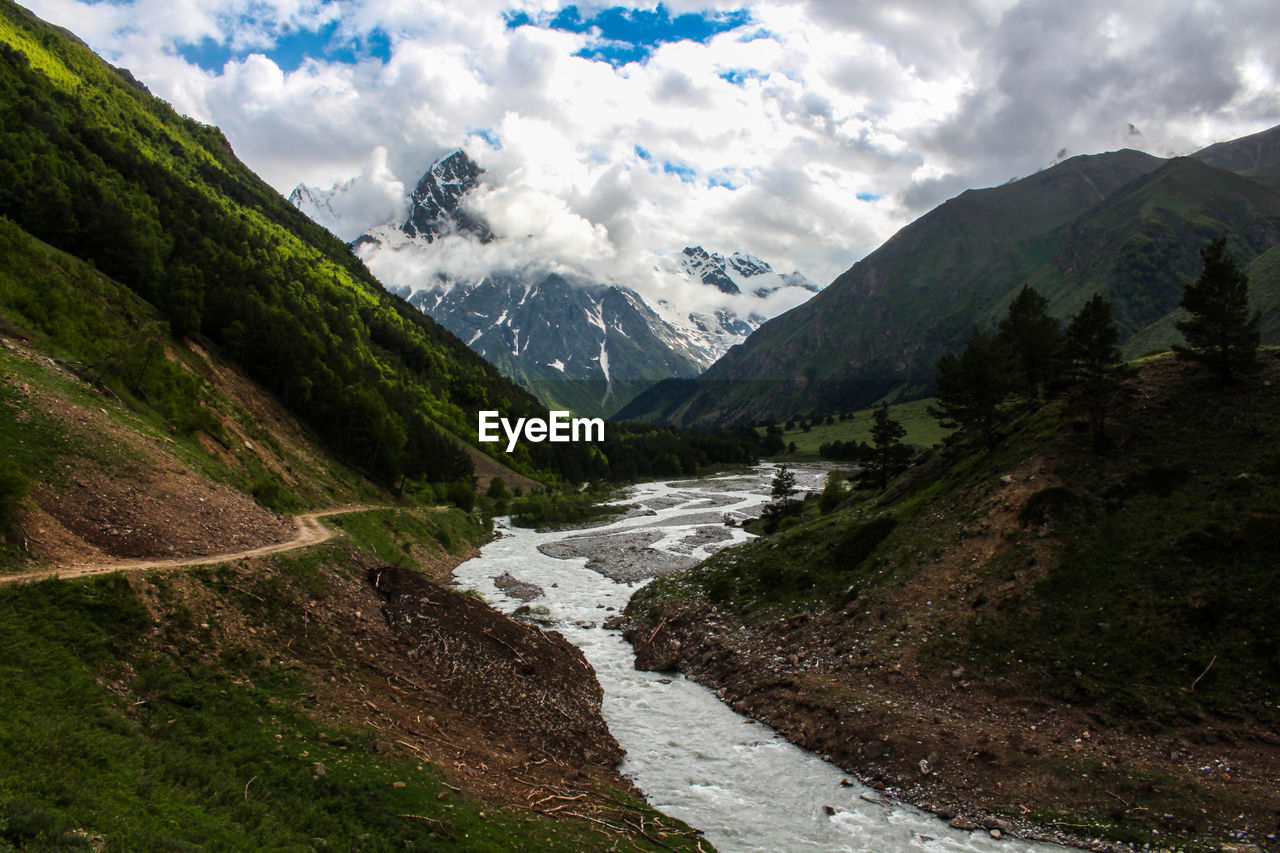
[649,246,819,365]
[285,182,345,236]
[620,128,1280,427]
[403,271,708,417]
[311,150,818,416]
[399,149,493,243]
[0,0,615,488]
[0,201,695,853]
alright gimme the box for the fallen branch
[482,630,527,662]
[400,813,443,825]
[532,793,587,807]
[1185,654,1217,694]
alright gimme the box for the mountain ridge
[299,148,819,416]
[621,131,1280,427]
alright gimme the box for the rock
[602,615,628,630]
[839,778,853,787]
[989,828,1003,839]
[493,571,544,602]
[932,805,957,820]
[949,817,979,831]
[918,759,932,775]
[823,805,836,816]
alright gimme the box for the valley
[3,0,1280,849]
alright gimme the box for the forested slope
[0,0,588,487]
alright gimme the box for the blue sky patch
[856,192,882,202]
[736,27,779,43]
[708,173,740,190]
[634,144,652,161]
[718,68,768,86]
[177,20,391,73]
[506,4,751,66]
[468,128,502,150]
[663,160,696,182]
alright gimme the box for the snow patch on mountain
[289,149,822,412]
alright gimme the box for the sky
[24,0,1280,291]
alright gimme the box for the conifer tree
[869,402,908,490]
[997,284,1064,398]
[1175,237,1260,382]
[771,465,797,504]
[1064,294,1127,452]
[932,329,1015,448]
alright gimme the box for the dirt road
[1,505,385,585]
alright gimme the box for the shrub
[446,480,476,513]
[249,474,290,513]
[1019,485,1088,527]
[0,466,28,545]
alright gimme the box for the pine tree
[869,402,908,490]
[771,465,797,504]
[1175,237,1260,382]
[1064,294,1127,452]
[932,329,1015,448]
[997,284,1064,399]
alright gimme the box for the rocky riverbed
[455,467,1067,853]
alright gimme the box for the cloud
[22,0,1280,293]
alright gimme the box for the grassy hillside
[0,210,703,852]
[628,352,1280,850]
[759,398,954,457]
[0,326,701,849]
[0,0,600,488]
[0,216,383,513]
[0,532,703,851]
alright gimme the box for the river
[454,466,1063,853]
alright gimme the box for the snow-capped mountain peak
[651,246,820,363]
[290,158,822,415]
[402,150,493,243]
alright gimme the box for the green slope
[0,0,593,487]
[633,131,1280,428]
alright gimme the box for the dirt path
[1,505,388,585]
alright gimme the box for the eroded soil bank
[623,600,1279,852]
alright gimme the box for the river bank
[620,434,1280,853]
[455,467,1064,852]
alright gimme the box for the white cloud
[22,0,1280,294]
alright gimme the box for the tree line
[931,237,1261,451]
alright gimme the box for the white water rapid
[454,466,1064,853]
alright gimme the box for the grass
[0,546,702,852]
[762,398,955,457]
[329,507,489,567]
[0,221,383,515]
